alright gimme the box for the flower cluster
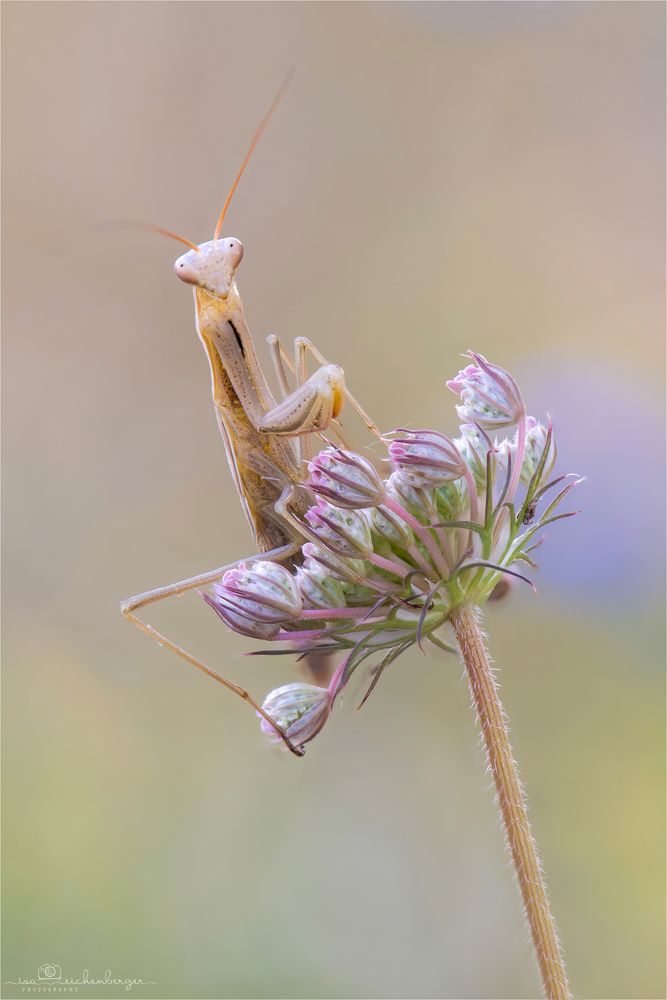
[205,352,580,753]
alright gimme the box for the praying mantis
[121,76,380,756]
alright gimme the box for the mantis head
[139,71,292,301]
[174,238,244,300]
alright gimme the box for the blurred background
[2,3,664,998]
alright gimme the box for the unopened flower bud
[493,435,513,475]
[496,418,556,487]
[435,479,466,521]
[296,559,347,610]
[387,428,467,488]
[203,595,281,640]
[305,499,373,558]
[259,682,332,747]
[521,417,556,485]
[370,504,415,548]
[210,560,302,625]
[385,470,430,517]
[454,423,489,483]
[301,543,366,581]
[446,352,525,429]
[307,447,385,508]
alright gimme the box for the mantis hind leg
[121,542,305,757]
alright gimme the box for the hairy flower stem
[450,605,571,1000]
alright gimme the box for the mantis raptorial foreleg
[121,542,305,757]
[295,337,382,438]
[263,333,382,463]
[267,333,350,460]
[266,333,347,460]
[266,334,293,400]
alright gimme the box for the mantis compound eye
[221,237,244,268]
[174,251,201,285]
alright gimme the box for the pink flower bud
[259,682,333,747]
[387,428,467,488]
[370,504,415,548]
[496,417,556,487]
[521,417,557,485]
[307,447,385,508]
[208,560,302,626]
[446,352,525,429]
[454,423,489,483]
[304,499,373,558]
[301,543,366,581]
[296,560,347,610]
[385,470,430,517]
[202,596,281,640]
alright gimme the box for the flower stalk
[450,604,571,1000]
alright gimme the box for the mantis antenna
[128,70,294,252]
[212,68,295,242]
[133,223,202,253]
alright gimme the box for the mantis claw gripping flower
[204,353,580,753]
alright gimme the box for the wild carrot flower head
[205,352,581,753]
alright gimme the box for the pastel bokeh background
[2,3,664,998]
